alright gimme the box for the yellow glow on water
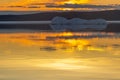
[0,58,92,70]
[65,39,89,46]
[62,8,73,11]
[59,32,73,36]
[31,59,91,70]
[0,32,117,52]
[0,32,120,80]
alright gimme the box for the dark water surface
[0,32,120,80]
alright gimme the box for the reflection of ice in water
[0,32,120,80]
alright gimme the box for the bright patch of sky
[0,0,119,11]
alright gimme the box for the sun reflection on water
[64,0,89,4]
[0,32,120,52]
[0,32,120,80]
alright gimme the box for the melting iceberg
[50,17,107,31]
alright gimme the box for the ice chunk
[51,17,107,31]
[51,16,68,31]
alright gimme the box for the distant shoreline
[0,10,120,32]
[0,10,120,20]
[0,9,118,15]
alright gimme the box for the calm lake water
[0,32,120,80]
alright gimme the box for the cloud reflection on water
[0,32,120,52]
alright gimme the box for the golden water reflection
[0,32,120,80]
[0,32,120,52]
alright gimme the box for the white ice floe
[51,17,108,31]
[0,16,120,31]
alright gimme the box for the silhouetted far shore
[0,10,120,32]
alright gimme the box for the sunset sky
[0,0,120,11]
[0,32,120,80]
